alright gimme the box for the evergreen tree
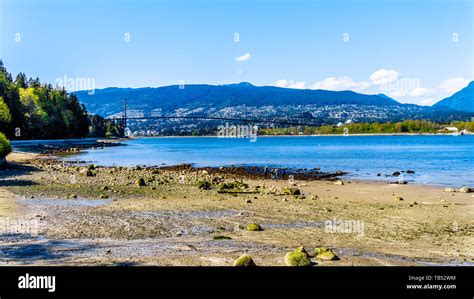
[0,59,119,139]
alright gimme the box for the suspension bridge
[111,98,322,134]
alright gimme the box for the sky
[1,0,473,105]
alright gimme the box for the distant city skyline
[1,0,473,105]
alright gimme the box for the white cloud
[276,79,306,89]
[438,78,469,93]
[369,69,399,85]
[235,53,251,63]
[311,77,371,91]
[409,87,436,97]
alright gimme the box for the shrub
[0,132,12,161]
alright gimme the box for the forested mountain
[76,82,400,117]
[74,82,473,134]
[434,81,474,112]
[0,60,119,139]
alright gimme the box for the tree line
[259,120,474,135]
[0,60,121,140]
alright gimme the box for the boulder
[246,223,262,231]
[314,247,338,261]
[197,180,211,190]
[233,254,256,267]
[135,178,146,187]
[213,235,232,240]
[79,168,94,177]
[284,251,311,266]
[459,186,473,193]
[445,187,456,192]
[316,251,338,261]
[294,246,309,256]
[281,187,301,195]
[314,247,329,255]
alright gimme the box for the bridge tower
[122,97,127,127]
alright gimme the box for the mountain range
[434,81,474,112]
[74,82,473,133]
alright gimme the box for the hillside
[434,81,474,112]
[74,83,472,134]
[0,60,120,140]
[76,83,400,116]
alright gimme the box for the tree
[0,132,11,165]
[14,73,28,89]
[0,60,119,139]
[0,96,12,126]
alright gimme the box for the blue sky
[1,0,473,105]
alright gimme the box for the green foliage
[260,120,446,135]
[0,96,12,125]
[88,114,122,138]
[453,121,474,132]
[0,132,11,159]
[0,60,118,139]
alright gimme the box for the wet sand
[0,152,473,266]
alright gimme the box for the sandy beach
[0,151,472,266]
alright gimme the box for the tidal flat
[0,153,473,266]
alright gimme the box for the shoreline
[8,142,472,189]
[10,137,124,154]
[7,132,468,144]
[122,132,472,138]
[0,155,472,266]
[8,151,467,189]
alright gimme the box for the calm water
[63,135,474,187]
